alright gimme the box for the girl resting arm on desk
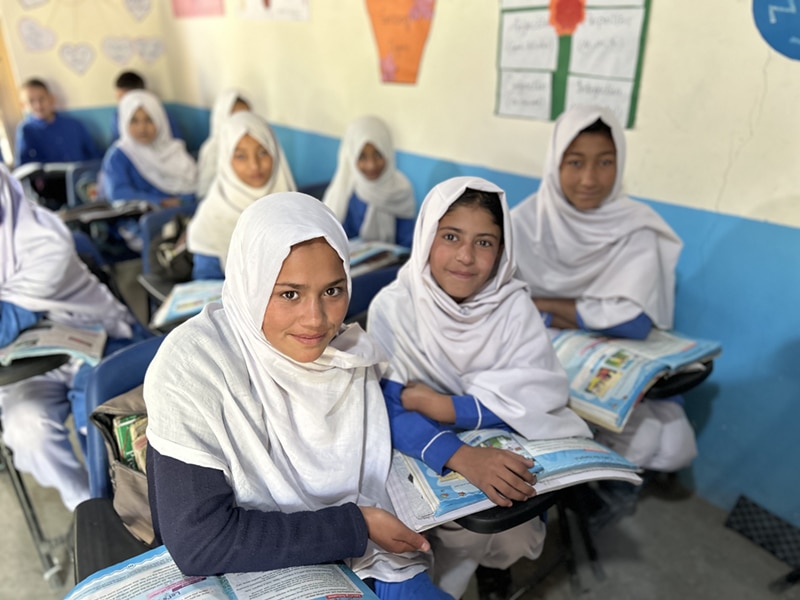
[367,176,591,599]
[144,192,452,599]
[511,106,696,476]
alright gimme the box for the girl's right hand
[446,445,537,507]
[359,506,430,554]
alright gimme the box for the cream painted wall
[3,0,799,226]
[1,1,176,110]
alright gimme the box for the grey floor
[2,472,798,599]
[2,262,798,599]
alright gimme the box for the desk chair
[0,354,72,589]
[73,335,166,583]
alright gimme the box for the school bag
[90,384,154,545]
[147,213,194,283]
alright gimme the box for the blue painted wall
[69,105,800,528]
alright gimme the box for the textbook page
[348,238,409,277]
[552,329,721,431]
[65,545,379,600]
[389,434,641,532]
[150,279,223,329]
[0,321,106,366]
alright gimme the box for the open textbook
[150,279,223,329]
[552,329,722,433]
[0,320,107,367]
[348,238,409,277]
[65,545,379,600]
[388,429,641,532]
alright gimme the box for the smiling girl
[323,116,417,247]
[101,90,197,208]
[144,193,452,599]
[367,176,591,599]
[187,111,296,280]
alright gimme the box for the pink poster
[171,0,225,18]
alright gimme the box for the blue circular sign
[753,0,800,60]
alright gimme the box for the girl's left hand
[401,381,455,423]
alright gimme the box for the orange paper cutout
[366,0,435,84]
[549,0,585,36]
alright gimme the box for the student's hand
[401,381,455,423]
[359,506,430,554]
[446,445,537,507]
[160,197,182,208]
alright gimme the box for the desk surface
[456,490,559,534]
[0,354,70,387]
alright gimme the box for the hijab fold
[197,89,251,198]
[145,193,427,581]
[0,166,133,338]
[512,105,682,329]
[323,116,416,244]
[368,176,591,441]
[115,90,197,195]
[187,111,296,268]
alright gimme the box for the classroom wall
[3,1,799,528]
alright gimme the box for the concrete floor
[1,472,798,599]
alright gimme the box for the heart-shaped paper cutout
[17,0,49,9]
[102,37,134,65]
[135,37,164,64]
[18,17,56,52]
[59,43,96,75]
[124,0,151,21]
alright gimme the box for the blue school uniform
[342,192,415,248]
[14,113,102,167]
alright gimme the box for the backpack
[90,384,154,545]
[148,213,194,283]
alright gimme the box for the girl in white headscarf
[0,166,137,510]
[196,89,251,199]
[368,176,591,599]
[144,193,452,599]
[102,90,197,208]
[511,105,695,476]
[187,111,296,280]
[323,116,417,247]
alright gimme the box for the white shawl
[368,176,591,441]
[512,105,682,329]
[145,192,427,581]
[0,166,133,338]
[187,111,296,269]
[196,89,250,198]
[322,116,416,244]
[114,90,197,195]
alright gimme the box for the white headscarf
[512,105,682,329]
[0,166,133,338]
[368,176,591,441]
[322,116,416,244]
[187,111,296,269]
[145,192,428,581]
[115,90,197,195]
[196,89,251,198]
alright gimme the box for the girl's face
[231,134,274,188]
[356,143,386,181]
[128,107,158,144]
[558,131,617,211]
[428,204,503,303]
[261,238,349,363]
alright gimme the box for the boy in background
[14,78,102,167]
